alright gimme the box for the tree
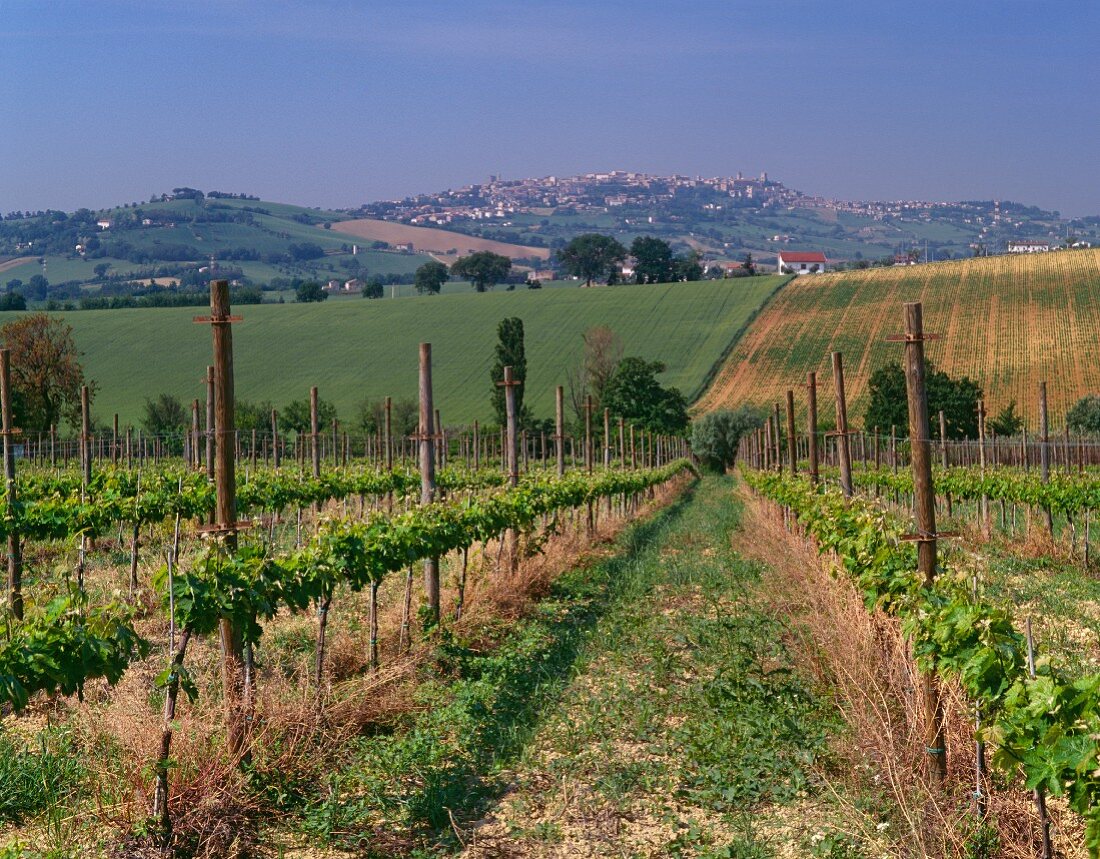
[0,314,91,431]
[355,397,417,437]
[295,280,327,302]
[236,399,276,433]
[673,250,703,281]
[93,263,111,279]
[988,400,1024,436]
[741,252,756,275]
[414,260,449,295]
[451,251,511,292]
[490,317,529,426]
[691,406,765,472]
[142,393,188,437]
[281,396,337,435]
[601,357,689,434]
[26,274,48,300]
[630,236,674,284]
[1067,395,1100,435]
[863,361,982,440]
[567,325,623,422]
[362,276,384,299]
[556,233,627,286]
[0,293,26,311]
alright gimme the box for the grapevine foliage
[746,469,1100,851]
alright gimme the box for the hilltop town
[350,170,1097,264]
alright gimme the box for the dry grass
[330,218,550,260]
[0,479,690,857]
[738,485,1087,858]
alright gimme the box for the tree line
[409,233,721,296]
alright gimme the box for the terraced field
[697,248,1100,423]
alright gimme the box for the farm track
[0,256,35,274]
[458,475,842,857]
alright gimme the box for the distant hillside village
[2,175,1099,309]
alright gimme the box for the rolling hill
[696,249,1100,425]
[54,276,786,428]
[330,219,550,261]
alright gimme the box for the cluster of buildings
[356,171,802,226]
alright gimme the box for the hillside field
[696,249,1100,424]
[331,218,550,260]
[54,276,785,427]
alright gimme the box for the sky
[3,0,1098,216]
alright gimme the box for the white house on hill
[777,250,827,273]
[1007,240,1051,253]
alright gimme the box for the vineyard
[696,248,1100,422]
[0,281,703,856]
[733,298,1100,857]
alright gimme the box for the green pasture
[52,276,786,427]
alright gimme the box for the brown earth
[330,219,550,261]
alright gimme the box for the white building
[777,250,827,273]
[1007,240,1051,253]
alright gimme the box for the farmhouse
[1007,240,1051,253]
[96,219,113,230]
[777,250,827,274]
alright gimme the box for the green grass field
[53,276,785,427]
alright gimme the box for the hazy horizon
[4,0,1098,216]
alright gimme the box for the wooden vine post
[76,385,91,593]
[1039,382,1054,538]
[205,366,215,481]
[831,352,853,497]
[270,409,280,469]
[500,365,521,573]
[1,350,22,620]
[310,387,321,479]
[191,399,200,470]
[555,386,565,477]
[584,395,594,473]
[203,280,248,760]
[785,389,797,477]
[384,396,393,471]
[897,301,947,783]
[978,399,990,539]
[419,344,440,622]
[603,407,611,468]
[806,371,819,484]
[939,410,952,516]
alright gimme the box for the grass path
[452,476,837,857]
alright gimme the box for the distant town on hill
[349,169,1099,264]
[2,172,1098,307]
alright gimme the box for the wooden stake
[1039,382,1054,538]
[786,389,797,477]
[419,344,439,621]
[807,372,818,484]
[831,352,853,497]
[0,350,22,620]
[208,281,247,760]
[901,302,946,783]
[555,386,565,477]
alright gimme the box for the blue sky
[3,1,1097,215]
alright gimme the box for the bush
[690,407,765,472]
[1067,394,1100,435]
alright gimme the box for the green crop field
[47,276,786,428]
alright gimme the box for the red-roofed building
[777,250,828,274]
